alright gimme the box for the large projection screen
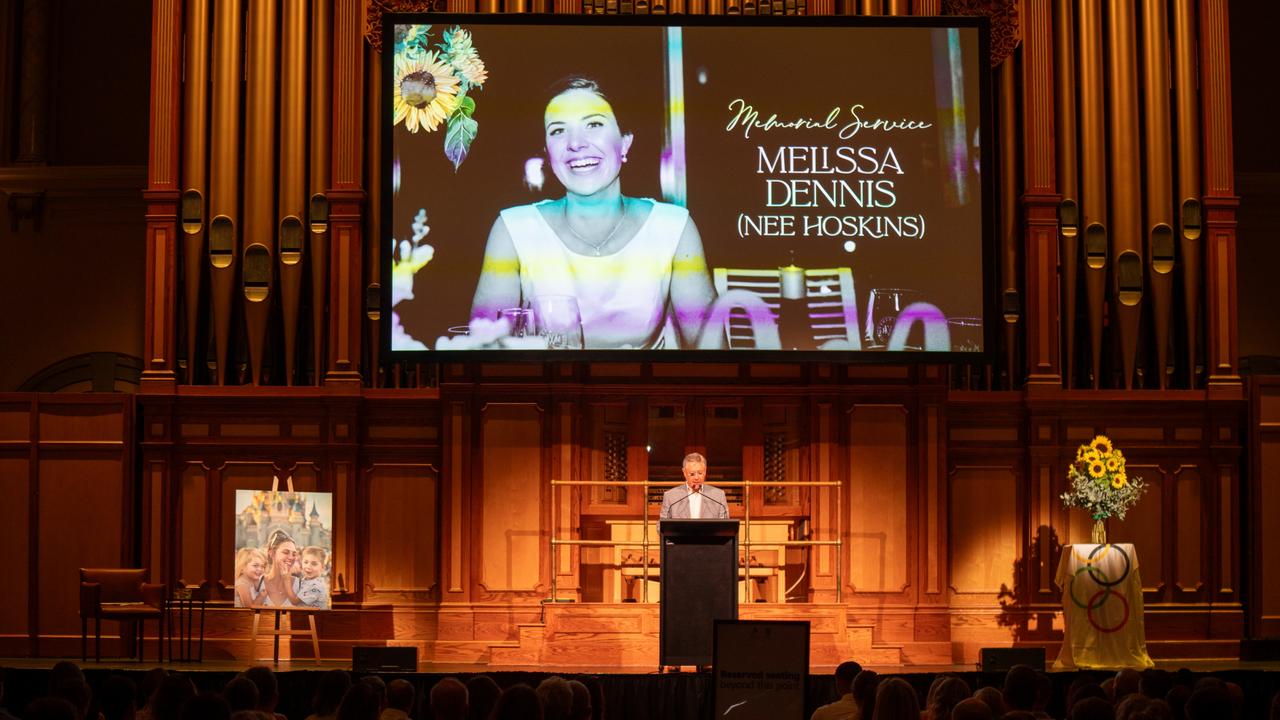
[382,15,992,361]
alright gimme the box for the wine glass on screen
[499,307,535,338]
[531,295,585,350]
[864,288,922,349]
[946,316,983,352]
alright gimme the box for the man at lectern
[660,452,730,519]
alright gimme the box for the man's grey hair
[682,452,706,467]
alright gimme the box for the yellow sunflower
[1105,456,1120,472]
[393,51,460,133]
[1083,450,1101,466]
[1111,472,1128,489]
[1091,435,1113,455]
[1088,461,1107,479]
[446,28,488,86]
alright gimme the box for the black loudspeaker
[979,647,1046,673]
[352,646,417,673]
[1241,638,1280,661]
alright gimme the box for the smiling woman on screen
[469,77,719,350]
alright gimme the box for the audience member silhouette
[535,678,572,720]
[222,679,258,716]
[463,676,499,720]
[427,678,467,720]
[951,697,994,720]
[99,676,137,720]
[181,693,230,720]
[566,681,591,720]
[336,684,381,720]
[923,675,969,720]
[973,686,1007,717]
[870,677,919,720]
[490,685,541,720]
[381,680,413,720]
[305,670,351,720]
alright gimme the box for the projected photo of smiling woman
[469,77,719,350]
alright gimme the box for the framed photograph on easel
[233,485,334,610]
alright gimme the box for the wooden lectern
[659,518,740,667]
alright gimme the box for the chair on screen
[711,267,861,350]
[79,568,166,662]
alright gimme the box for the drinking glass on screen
[531,295,585,350]
[499,307,535,338]
[864,288,922,349]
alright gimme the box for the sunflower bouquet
[392,24,488,170]
[1060,435,1147,538]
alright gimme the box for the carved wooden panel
[1111,464,1164,594]
[366,464,438,597]
[0,457,30,640]
[1175,465,1203,594]
[479,403,544,593]
[179,463,208,583]
[1261,436,1280,630]
[949,466,1017,600]
[38,457,126,634]
[847,404,908,594]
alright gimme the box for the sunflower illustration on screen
[392,24,489,170]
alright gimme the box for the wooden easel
[246,475,322,666]
[249,608,321,665]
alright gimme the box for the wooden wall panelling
[34,396,133,656]
[364,464,439,601]
[947,465,1018,607]
[1198,0,1241,393]
[1249,378,1280,636]
[326,0,365,384]
[1173,464,1204,599]
[0,397,33,656]
[476,402,547,598]
[845,403,911,601]
[554,400,580,598]
[1019,0,1062,387]
[443,400,470,600]
[810,399,837,601]
[142,0,182,391]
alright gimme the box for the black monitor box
[353,646,418,673]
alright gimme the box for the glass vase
[1091,518,1108,545]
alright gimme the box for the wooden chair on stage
[79,568,165,662]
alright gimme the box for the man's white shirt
[688,487,703,518]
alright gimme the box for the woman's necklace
[563,199,627,256]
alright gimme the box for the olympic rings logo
[1067,544,1132,633]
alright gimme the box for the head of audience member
[181,693,230,720]
[384,680,414,717]
[151,676,196,720]
[49,678,92,720]
[25,698,81,720]
[1035,672,1054,712]
[229,712,271,720]
[241,668,278,714]
[1002,665,1040,711]
[49,663,86,689]
[357,678,385,713]
[336,684,381,720]
[490,685,541,720]
[851,670,880,720]
[581,677,604,720]
[463,677,499,720]
[1071,696,1116,720]
[1164,684,1191,720]
[1116,695,1172,720]
[427,678,466,720]
[1113,669,1142,702]
[312,670,351,719]
[99,676,138,720]
[973,686,1007,717]
[566,681,590,720]
[951,698,994,720]
[833,661,862,700]
[1140,670,1174,701]
[1069,683,1109,715]
[1003,712,1038,720]
[924,676,969,720]
[871,677,919,720]
[1271,690,1280,720]
[1225,682,1244,720]
[139,669,169,712]
[536,677,572,720]
[1183,685,1232,720]
[222,679,258,715]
